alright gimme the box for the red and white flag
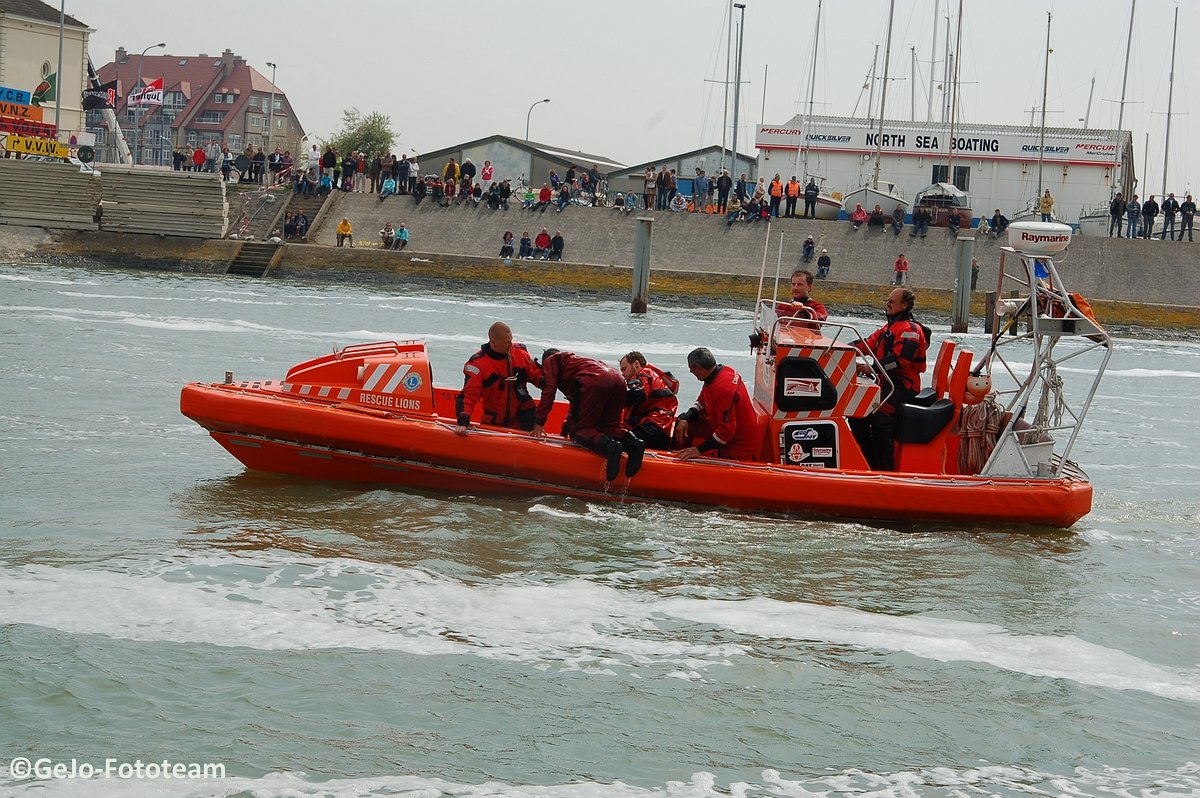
[128,77,164,106]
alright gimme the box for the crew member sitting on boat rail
[534,350,646,481]
[456,322,543,434]
[675,347,759,462]
[619,351,679,451]
[850,288,931,471]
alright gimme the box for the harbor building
[756,114,1135,225]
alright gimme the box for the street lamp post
[525,98,550,141]
[265,62,277,155]
[132,42,165,166]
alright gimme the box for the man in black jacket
[1179,194,1196,242]
[1141,194,1159,239]
[1160,192,1180,240]
[803,178,820,218]
[1109,193,1127,237]
[715,169,733,214]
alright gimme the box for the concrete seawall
[310,192,1199,308]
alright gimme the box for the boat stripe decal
[300,384,314,395]
[362,364,389,391]
[337,388,351,400]
[318,386,332,398]
[281,383,292,392]
[380,364,412,394]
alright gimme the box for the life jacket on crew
[769,179,783,198]
[786,180,801,198]
[456,342,543,430]
[856,311,931,412]
[625,363,680,437]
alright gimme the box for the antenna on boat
[772,233,785,308]
[752,222,774,333]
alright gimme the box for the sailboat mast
[927,0,938,122]
[1036,12,1051,196]
[946,0,963,182]
[721,0,732,173]
[872,0,896,189]
[793,0,823,182]
[1114,0,1135,196]
[1161,5,1178,195]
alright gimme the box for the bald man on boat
[674,347,760,462]
[456,322,543,434]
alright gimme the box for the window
[214,94,223,104]
[177,59,188,66]
[249,96,258,108]
[250,116,260,129]
[225,93,235,104]
[931,165,971,192]
[276,118,284,130]
[273,98,282,110]
[227,134,242,150]
[187,131,199,146]
[198,111,224,124]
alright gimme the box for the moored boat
[913,182,973,227]
[181,223,1109,528]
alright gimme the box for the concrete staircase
[226,241,281,277]
[284,191,330,242]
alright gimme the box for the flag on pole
[82,80,117,110]
[30,73,57,107]
[128,77,164,107]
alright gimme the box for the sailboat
[1077,0,1137,236]
[1013,12,1060,225]
[843,0,908,221]
[792,0,843,221]
[912,0,970,227]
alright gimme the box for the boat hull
[813,195,842,220]
[182,383,1093,528]
[842,187,908,220]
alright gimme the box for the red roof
[93,49,302,137]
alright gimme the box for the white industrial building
[756,114,1135,225]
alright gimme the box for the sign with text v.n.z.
[4,133,69,158]
[0,86,33,105]
[0,101,43,121]
[0,115,55,139]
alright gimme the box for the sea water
[0,263,1196,797]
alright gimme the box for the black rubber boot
[601,437,624,482]
[622,434,645,478]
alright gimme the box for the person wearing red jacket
[674,347,760,461]
[851,287,931,470]
[619,351,679,451]
[775,269,828,326]
[456,322,544,434]
[533,227,553,259]
[534,350,645,481]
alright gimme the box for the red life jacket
[456,342,543,428]
[688,365,759,459]
[625,363,679,435]
[857,312,930,412]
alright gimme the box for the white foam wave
[2,553,1196,702]
[2,764,1197,798]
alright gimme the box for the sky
[69,0,1194,195]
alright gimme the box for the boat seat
[909,387,938,407]
[898,398,955,444]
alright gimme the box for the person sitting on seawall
[534,228,553,260]
[867,204,886,231]
[556,183,571,213]
[849,203,868,230]
[549,231,566,262]
[892,253,909,286]
[674,347,760,462]
[776,268,828,326]
[802,235,816,262]
[499,231,515,259]
[395,224,409,250]
[620,351,680,452]
[379,175,398,199]
[518,231,533,259]
[336,218,354,248]
[976,216,990,237]
[533,183,553,213]
[947,209,963,234]
[293,211,309,241]
[725,195,743,225]
[909,207,930,238]
[669,192,687,213]
[379,222,395,249]
[455,321,544,435]
[623,192,638,213]
[850,287,931,471]
[534,349,646,481]
[816,248,831,279]
[989,208,1009,238]
[890,204,905,235]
